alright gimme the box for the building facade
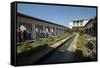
[84,17,97,36]
[17,13,68,40]
[69,19,89,31]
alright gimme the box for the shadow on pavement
[16,44,97,66]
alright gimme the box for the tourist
[17,28,22,42]
[23,30,27,41]
[27,30,31,40]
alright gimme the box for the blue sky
[17,3,96,27]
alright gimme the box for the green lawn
[76,33,85,51]
[75,33,86,57]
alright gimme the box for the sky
[17,3,96,27]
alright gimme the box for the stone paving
[61,33,79,62]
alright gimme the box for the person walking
[17,28,22,42]
[23,30,27,41]
[27,30,31,40]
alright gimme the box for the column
[32,24,36,39]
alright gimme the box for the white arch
[20,25,26,32]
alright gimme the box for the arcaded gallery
[17,13,68,41]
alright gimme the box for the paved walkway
[67,33,79,52]
[61,33,79,62]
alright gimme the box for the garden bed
[75,33,97,61]
[17,33,71,56]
